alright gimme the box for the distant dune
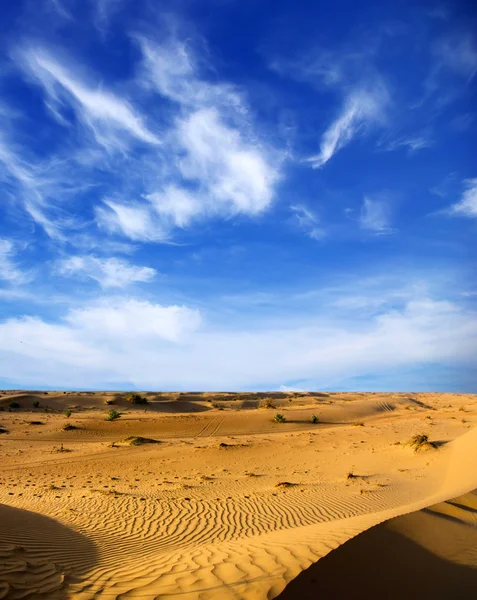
[1,390,476,599]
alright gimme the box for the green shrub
[273,413,287,423]
[125,393,148,405]
[311,414,320,424]
[33,400,40,408]
[65,409,72,418]
[106,409,121,421]
[9,401,19,409]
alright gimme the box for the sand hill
[1,390,476,598]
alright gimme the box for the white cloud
[93,0,124,32]
[176,108,277,214]
[306,87,388,168]
[57,255,157,288]
[290,204,325,240]
[447,178,477,218]
[64,299,201,342]
[383,135,433,154]
[95,200,166,242]
[0,239,33,284]
[433,34,477,81]
[0,135,84,239]
[17,47,159,150]
[94,40,280,240]
[359,196,393,234]
[0,292,475,389]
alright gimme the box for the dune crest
[0,391,476,598]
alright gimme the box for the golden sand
[1,391,476,598]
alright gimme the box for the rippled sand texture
[1,391,476,599]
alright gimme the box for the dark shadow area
[276,517,477,600]
[0,503,98,599]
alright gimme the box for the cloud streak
[0,240,33,284]
[57,255,157,288]
[306,87,388,168]
[18,47,160,149]
[447,178,477,218]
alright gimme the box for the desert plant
[9,401,19,409]
[311,414,320,424]
[261,398,276,409]
[105,399,115,405]
[65,409,72,418]
[273,413,287,423]
[125,393,148,405]
[33,400,40,408]
[63,423,78,431]
[408,433,437,452]
[106,409,121,421]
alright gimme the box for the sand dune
[0,391,476,598]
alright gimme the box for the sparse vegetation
[273,413,287,423]
[28,421,44,425]
[311,414,320,424]
[408,433,437,452]
[9,401,19,409]
[106,409,121,421]
[33,400,40,408]
[347,470,358,480]
[123,436,160,446]
[261,398,276,409]
[275,481,297,488]
[63,423,78,431]
[0,426,8,434]
[65,409,72,418]
[125,393,148,405]
[353,422,365,427]
[105,399,115,405]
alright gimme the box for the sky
[0,0,476,392]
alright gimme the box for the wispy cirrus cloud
[380,133,433,154]
[290,204,324,240]
[359,196,394,234]
[446,178,477,218]
[57,255,157,288]
[306,86,389,168]
[17,46,160,150]
[0,239,33,284]
[95,38,280,240]
[0,135,83,239]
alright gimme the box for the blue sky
[0,0,476,391]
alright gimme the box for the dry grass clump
[62,423,79,431]
[105,399,115,405]
[408,433,437,452]
[273,413,287,423]
[275,481,297,488]
[125,393,148,405]
[311,414,320,424]
[123,436,160,446]
[260,398,276,409]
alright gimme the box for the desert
[1,390,477,599]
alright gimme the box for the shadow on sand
[0,504,98,599]
[276,512,477,600]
